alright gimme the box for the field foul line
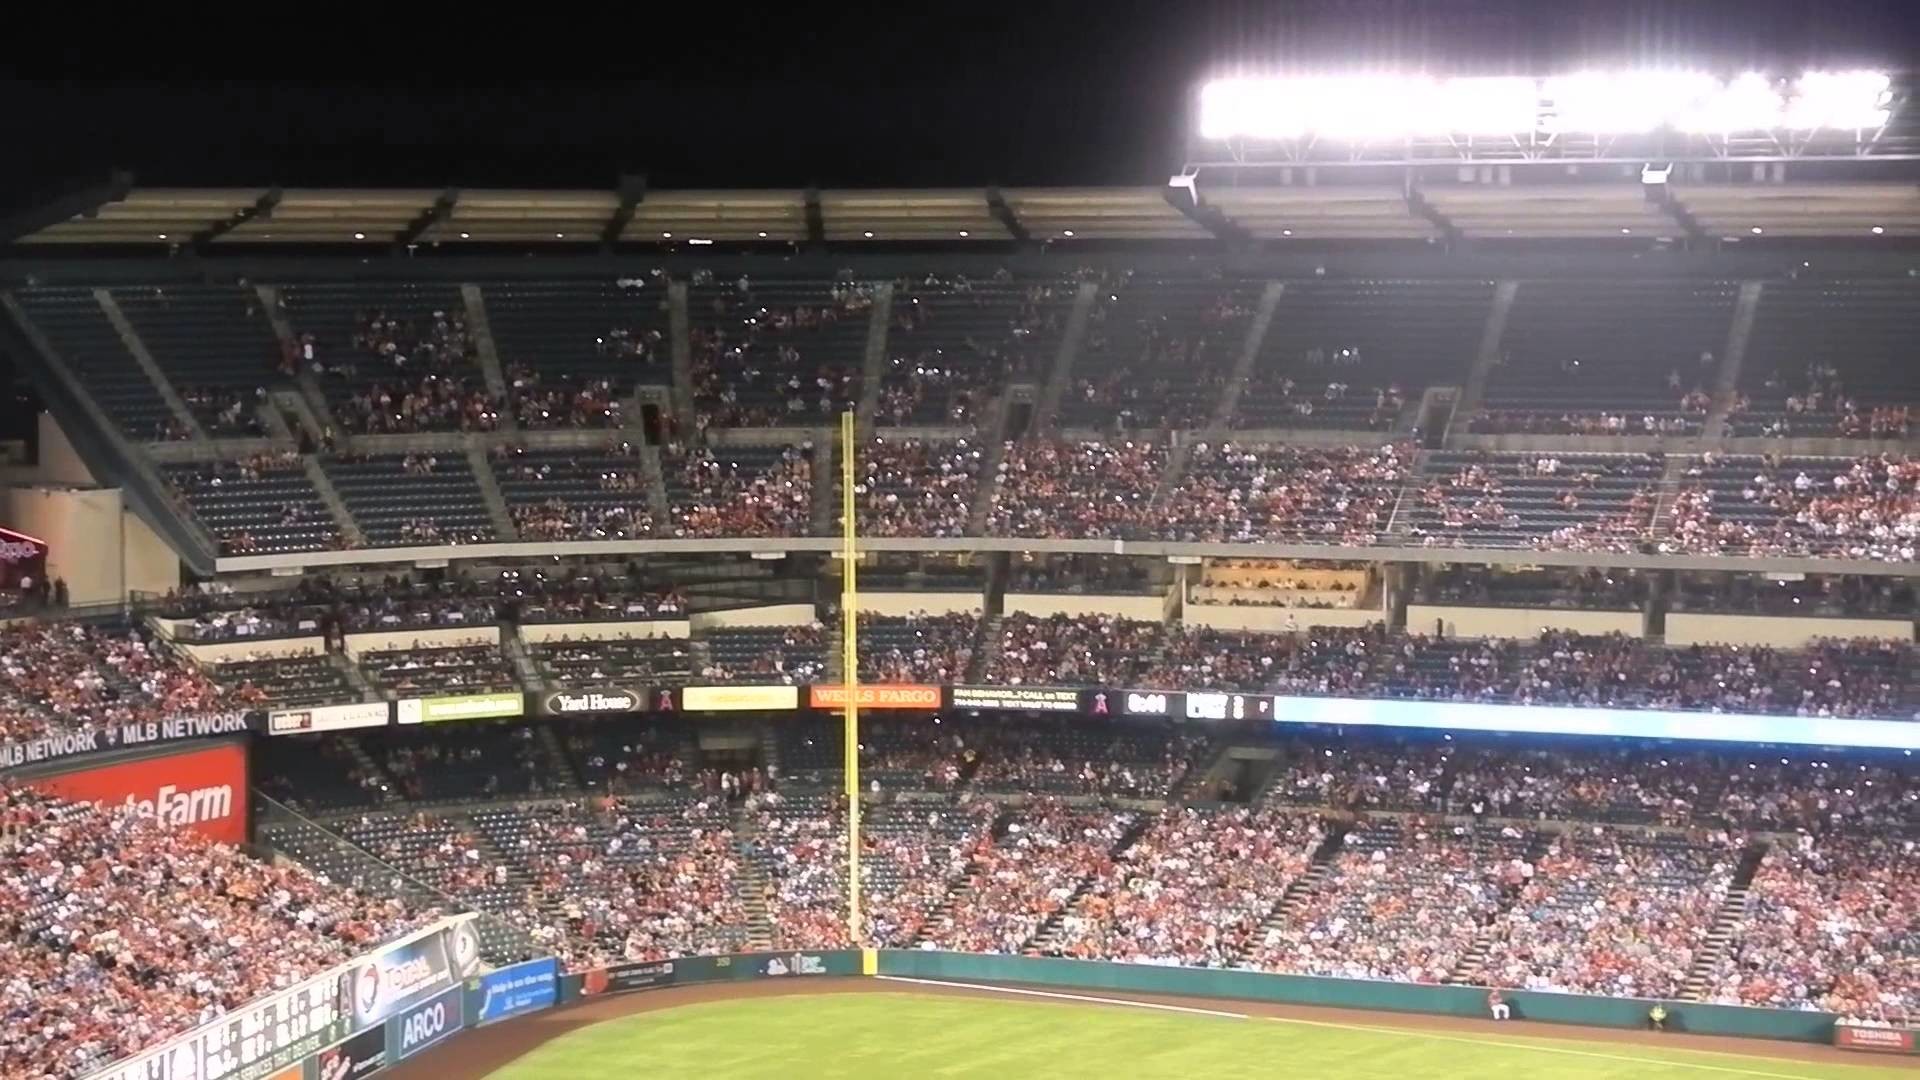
[878,977,1831,1080]
[1250,1014,1834,1080]
[873,976,1249,1020]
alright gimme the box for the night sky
[3,0,1917,206]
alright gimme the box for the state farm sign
[29,742,248,844]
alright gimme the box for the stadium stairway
[969,614,1005,682]
[534,724,586,791]
[329,651,383,705]
[1444,829,1554,985]
[666,280,696,432]
[339,734,402,803]
[732,803,777,950]
[1679,841,1769,1001]
[1032,282,1102,430]
[466,440,521,540]
[1026,812,1156,953]
[304,455,367,546]
[459,284,514,411]
[1233,823,1352,967]
[854,282,894,431]
[1205,281,1287,430]
[93,288,206,441]
[504,631,543,688]
[910,805,1013,948]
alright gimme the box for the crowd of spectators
[1665,454,1920,563]
[920,801,1138,954]
[1478,826,1739,999]
[513,499,652,541]
[984,613,1161,687]
[499,796,752,969]
[1245,819,1531,983]
[665,444,814,538]
[853,438,982,537]
[1049,806,1324,967]
[0,787,432,1079]
[505,365,625,429]
[0,622,228,745]
[311,309,498,434]
[987,440,1167,538]
[858,612,980,684]
[749,793,848,950]
[689,282,870,428]
[1703,833,1917,1023]
[1161,443,1411,544]
[1112,623,1917,719]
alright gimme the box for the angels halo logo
[357,964,381,1014]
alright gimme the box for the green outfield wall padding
[874,951,1838,1045]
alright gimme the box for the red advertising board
[28,741,249,845]
[1834,1025,1916,1054]
[808,684,941,710]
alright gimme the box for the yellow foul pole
[841,410,862,944]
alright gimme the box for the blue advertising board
[389,985,464,1062]
[471,958,559,1026]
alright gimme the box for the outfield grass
[484,992,1913,1080]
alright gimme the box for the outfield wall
[873,952,1841,1045]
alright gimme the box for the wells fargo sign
[808,684,941,710]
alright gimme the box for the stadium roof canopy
[8,179,1920,247]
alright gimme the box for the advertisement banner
[269,701,391,735]
[0,712,255,771]
[316,1025,386,1080]
[471,957,559,1024]
[808,684,941,710]
[81,918,472,1080]
[1834,1025,1916,1054]
[1268,695,1920,751]
[580,959,677,996]
[760,952,832,977]
[29,741,249,844]
[948,686,1083,713]
[391,985,464,1061]
[348,919,483,1029]
[540,687,645,717]
[396,693,526,724]
[681,685,799,712]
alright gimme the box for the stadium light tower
[1183,69,1912,171]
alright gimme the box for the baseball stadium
[3,10,1920,1079]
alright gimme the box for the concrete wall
[177,636,327,665]
[519,619,691,644]
[122,510,181,598]
[1184,604,1383,632]
[1407,604,1642,640]
[1667,612,1913,648]
[688,604,818,630]
[344,625,500,658]
[5,485,124,606]
[858,591,985,618]
[37,413,96,487]
[1006,592,1168,621]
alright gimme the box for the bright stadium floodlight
[1547,71,1721,133]
[1198,75,1536,140]
[1786,70,1893,130]
[1676,71,1782,133]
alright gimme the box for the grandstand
[8,142,1920,1077]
